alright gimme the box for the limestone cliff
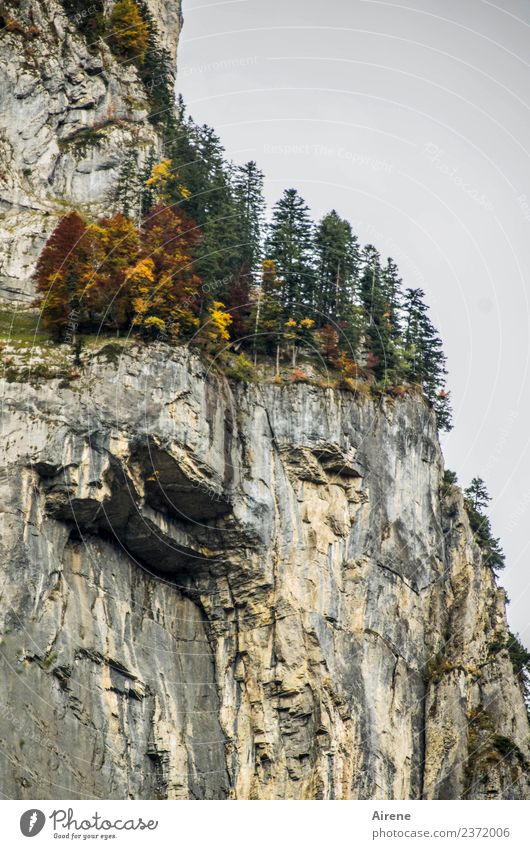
[0,345,528,799]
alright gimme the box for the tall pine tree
[314,210,360,325]
[265,189,315,317]
[192,126,240,295]
[402,287,452,429]
[233,160,266,277]
[358,244,400,381]
[463,477,505,571]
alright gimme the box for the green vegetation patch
[0,307,48,347]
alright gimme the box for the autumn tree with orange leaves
[34,205,203,342]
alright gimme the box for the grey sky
[177,0,530,642]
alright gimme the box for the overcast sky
[177,0,530,642]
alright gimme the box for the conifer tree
[192,126,240,294]
[314,210,359,324]
[381,257,403,339]
[112,146,143,220]
[463,477,505,571]
[233,161,266,277]
[227,266,252,341]
[265,189,315,316]
[135,1,175,123]
[358,245,400,380]
[164,112,208,221]
[465,477,491,512]
[402,287,451,428]
[139,146,158,217]
[337,302,364,362]
[62,0,104,39]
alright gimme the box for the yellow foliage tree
[108,0,149,62]
[197,300,232,349]
[71,214,140,333]
[129,256,156,328]
[145,159,191,205]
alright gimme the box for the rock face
[0,0,182,301]
[0,345,528,799]
[0,0,528,802]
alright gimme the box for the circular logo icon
[20,810,46,837]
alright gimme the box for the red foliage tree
[226,264,252,341]
[319,323,340,364]
[33,212,88,340]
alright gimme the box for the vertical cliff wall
[0,346,528,799]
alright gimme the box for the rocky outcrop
[0,0,181,301]
[0,344,528,799]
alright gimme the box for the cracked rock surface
[0,345,528,799]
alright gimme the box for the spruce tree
[402,287,451,429]
[163,113,207,219]
[192,126,240,295]
[463,477,505,571]
[139,146,158,218]
[358,245,400,381]
[265,189,315,317]
[112,145,143,221]
[233,161,266,277]
[135,1,175,124]
[314,210,360,325]
[381,257,403,339]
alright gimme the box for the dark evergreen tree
[61,0,105,41]
[465,477,491,512]
[338,302,364,361]
[381,257,403,338]
[139,146,158,218]
[112,146,142,220]
[464,477,505,571]
[233,161,266,277]
[162,113,207,219]
[265,189,315,316]
[190,126,240,294]
[443,469,458,486]
[134,1,175,123]
[358,245,400,381]
[402,287,452,429]
[314,210,360,325]
[506,633,530,706]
